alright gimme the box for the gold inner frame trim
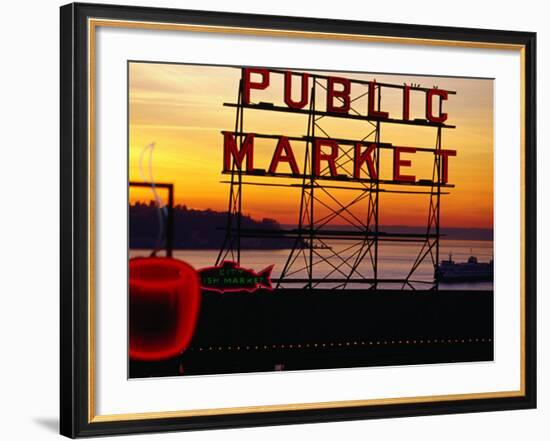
[87,17,527,423]
[92,390,524,423]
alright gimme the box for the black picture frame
[60,2,537,438]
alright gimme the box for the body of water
[130,239,493,291]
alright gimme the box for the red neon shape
[368,81,389,119]
[436,149,457,184]
[393,146,417,183]
[403,84,411,121]
[129,257,201,361]
[243,68,270,105]
[426,88,449,123]
[284,71,309,109]
[314,139,339,177]
[222,131,255,172]
[326,77,351,113]
[268,136,300,175]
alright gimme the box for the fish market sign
[198,261,274,293]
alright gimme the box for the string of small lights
[186,337,492,352]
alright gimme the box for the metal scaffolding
[217,68,455,290]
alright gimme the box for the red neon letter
[223,131,255,172]
[243,68,270,105]
[268,136,300,175]
[326,77,351,114]
[354,143,377,180]
[314,139,339,177]
[368,81,389,119]
[284,71,309,109]
[436,149,457,184]
[393,147,417,183]
[403,84,410,121]
[426,89,449,123]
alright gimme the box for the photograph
[128,62,495,378]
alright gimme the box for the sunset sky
[129,62,493,229]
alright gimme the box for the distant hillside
[130,203,493,250]
[130,203,302,250]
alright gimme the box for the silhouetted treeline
[129,202,301,250]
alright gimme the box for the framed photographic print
[60,2,537,438]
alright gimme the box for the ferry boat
[435,253,493,282]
